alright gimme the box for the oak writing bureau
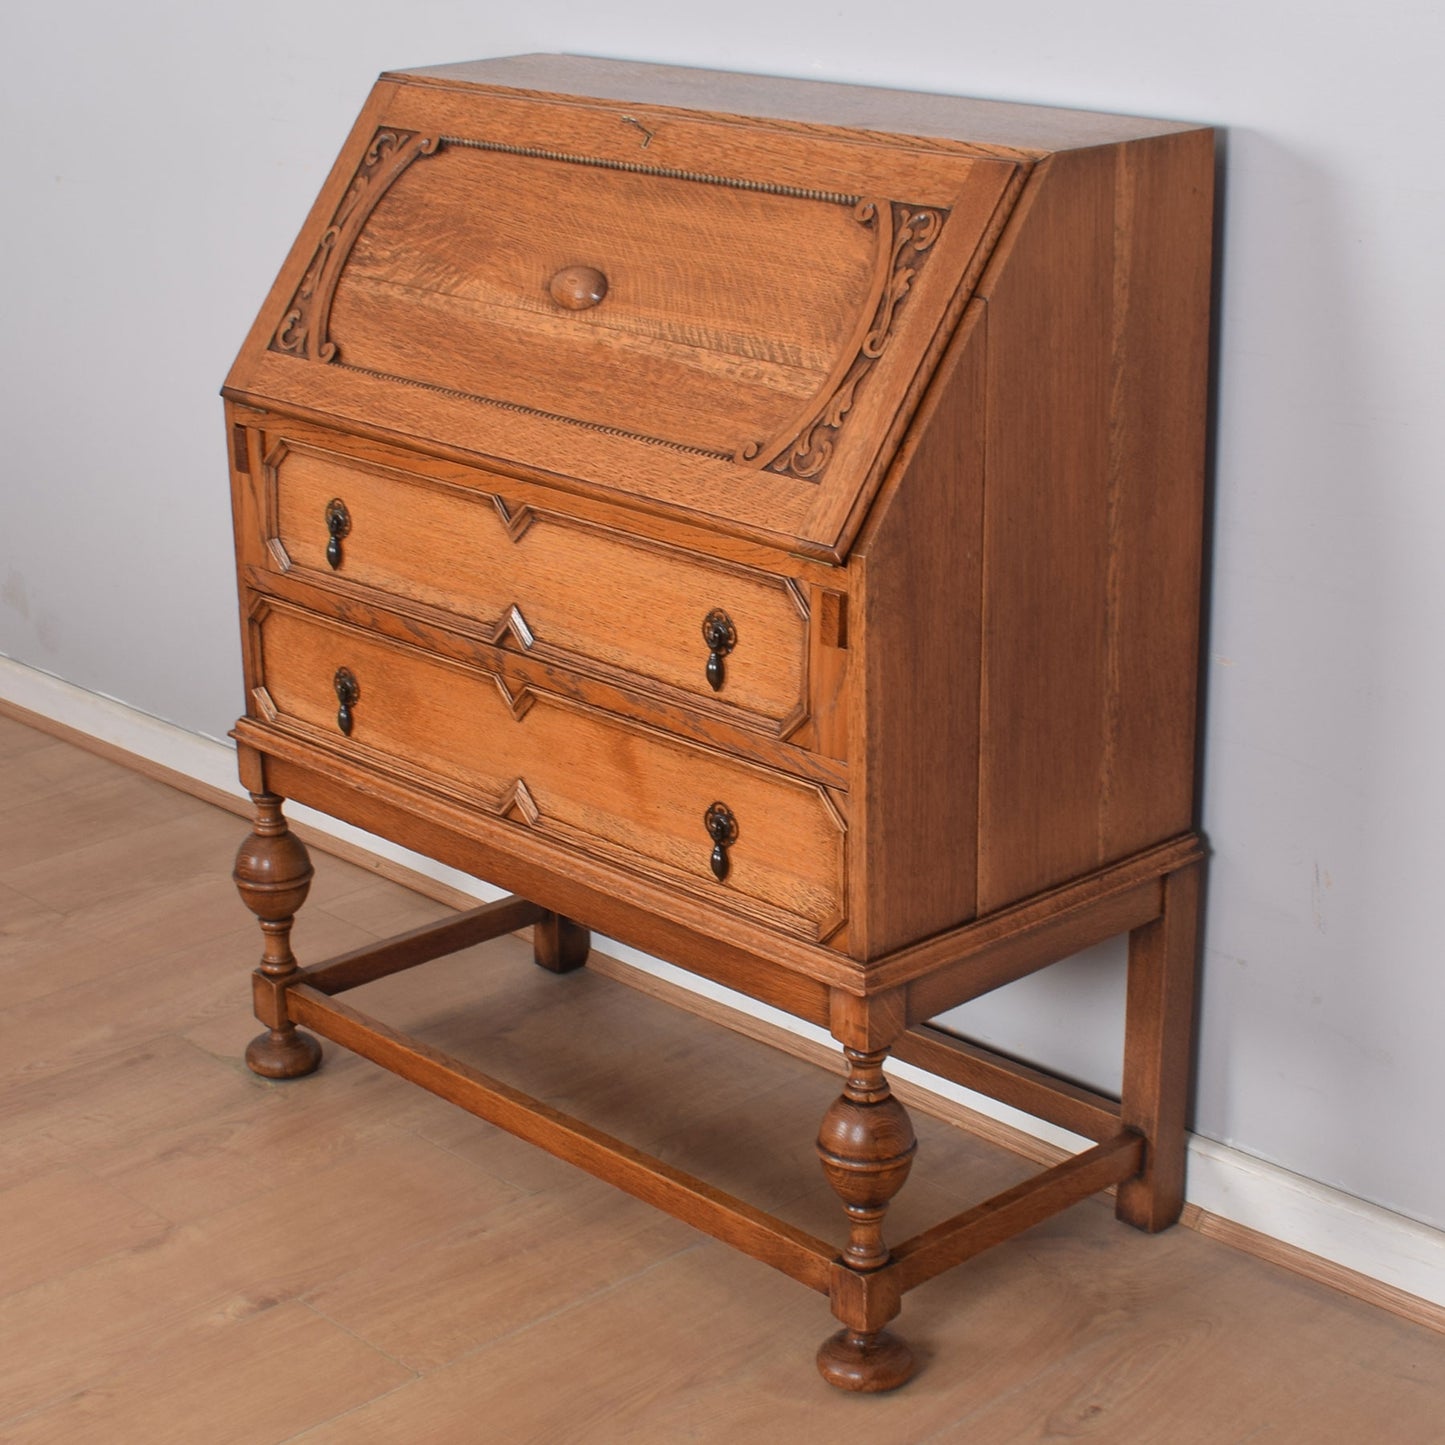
[224,54,1212,1392]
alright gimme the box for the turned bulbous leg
[816,1046,917,1392]
[234,792,322,1079]
[815,1327,915,1394]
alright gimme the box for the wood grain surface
[267,431,814,727]
[249,600,847,940]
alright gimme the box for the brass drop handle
[701,609,737,692]
[704,802,738,882]
[334,667,360,736]
[325,498,351,570]
[549,264,608,311]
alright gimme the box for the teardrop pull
[333,666,360,736]
[325,498,351,570]
[701,609,737,692]
[703,801,738,882]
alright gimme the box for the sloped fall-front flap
[226,75,1019,560]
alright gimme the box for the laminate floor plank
[1,871,262,1004]
[307,1176,700,1372]
[0,879,64,948]
[0,1165,172,1295]
[0,1034,259,1154]
[0,736,128,817]
[917,1242,1445,1443]
[2,716,1442,1442]
[0,1126,77,1196]
[287,1220,1236,1445]
[0,767,203,881]
[2,1300,413,1445]
[0,1134,522,1423]
[0,714,59,759]
[313,873,456,936]
[83,1048,441,1222]
[0,802,238,914]
[0,911,371,1086]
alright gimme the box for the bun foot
[816,1327,915,1393]
[245,1025,322,1079]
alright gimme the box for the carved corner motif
[491,496,538,543]
[269,128,439,363]
[502,604,536,650]
[736,201,946,481]
[492,674,537,721]
[499,778,541,826]
[251,686,279,724]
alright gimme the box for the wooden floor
[2,711,1444,1443]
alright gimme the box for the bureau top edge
[386,53,1212,159]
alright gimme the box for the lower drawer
[249,601,846,941]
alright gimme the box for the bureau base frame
[233,790,1203,1394]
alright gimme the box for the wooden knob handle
[548,265,608,311]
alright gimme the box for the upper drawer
[226,76,1019,561]
[261,430,812,733]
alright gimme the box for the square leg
[1116,861,1202,1231]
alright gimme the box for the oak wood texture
[844,301,986,957]
[248,600,847,940]
[972,131,1214,913]
[266,431,816,731]
[226,77,1020,562]
[8,716,1445,1438]
[220,56,1215,1391]
[890,1133,1145,1294]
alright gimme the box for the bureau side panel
[849,303,987,960]
[1095,129,1214,866]
[972,132,1214,912]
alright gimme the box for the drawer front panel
[266,438,812,730]
[251,602,845,939]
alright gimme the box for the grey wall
[4,3,1443,1230]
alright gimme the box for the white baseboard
[4,653,1442,1319]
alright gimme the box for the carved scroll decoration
[270,128,439,362]
[735,202,946,481]
[267,127,945,485]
